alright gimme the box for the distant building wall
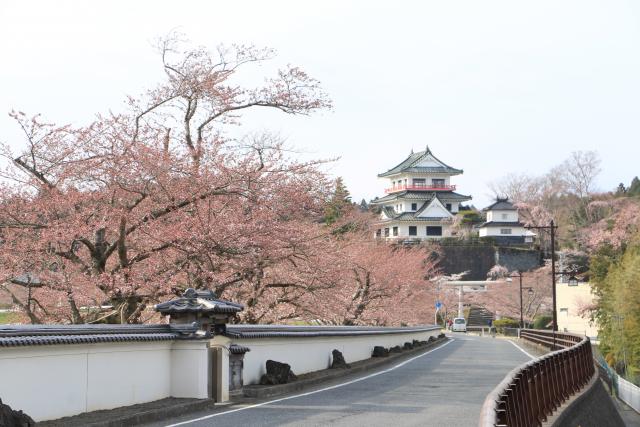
[556,282,599,339]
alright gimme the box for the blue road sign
[435,301,442,310]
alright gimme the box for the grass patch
[0,311,18,324]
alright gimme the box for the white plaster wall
[0,345,88,421]
[379,222,453,239]
[487,210,518,222]
[170,341,210,399]
[0,340,210,422]
[417,199,450,218]
[480,226,526,237]
[86,342,172,412]
[388,223,451,239]
[399,200,458,213]
[236,329,440,385]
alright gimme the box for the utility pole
[526,220,559,332]
[509,271,532,329]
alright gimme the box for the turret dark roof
[483,198,517,211]
[378,147,463,177]
[155,288,244,315]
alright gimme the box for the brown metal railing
[519,329,583,351]
[479,329,595,427]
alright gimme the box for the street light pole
[510,271,530,329]
[518,273,523,328]
[550,219,557,332]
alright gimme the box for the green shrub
[493,318,520,334]
[533,315,553,330]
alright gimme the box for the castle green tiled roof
[391,213,451,222]
[371,191,472,204]
[378,196,453,223]
[378,147,463,177]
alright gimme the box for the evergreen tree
[615,183,627,196]
[359,198,369,212]
[628,177,640,197]
[324,177,352,225]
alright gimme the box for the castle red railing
[384,184,456,193]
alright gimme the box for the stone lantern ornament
[155,288,244,336]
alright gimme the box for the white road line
[165,339,455,427]
[507,339,536,360]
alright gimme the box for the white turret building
[477,198,536,244]
[371,147,472,240]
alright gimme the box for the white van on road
[451,317,467,332]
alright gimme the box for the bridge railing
[519,329,583,351]
[479,329,595,427]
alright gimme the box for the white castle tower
[371,147,471,240]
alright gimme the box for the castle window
[408,226,417,236]
[446,203,452,211]
[432,179,445,187]
[392,226,398,236]
[426,226,442,236]
[411,203,417,211]
[384,228,390,237]
[500,228,512,235]
[376,229,381,237]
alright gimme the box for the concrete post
[210,335,231,402]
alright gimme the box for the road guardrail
[479,329,594,426]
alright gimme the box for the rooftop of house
[483,198,517,211]
[378,146,463,177]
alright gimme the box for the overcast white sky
[1,1,640,207]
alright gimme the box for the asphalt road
[151,335,532,427]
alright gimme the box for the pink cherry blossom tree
[0,36,331,324]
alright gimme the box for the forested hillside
[492,153,640,384]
